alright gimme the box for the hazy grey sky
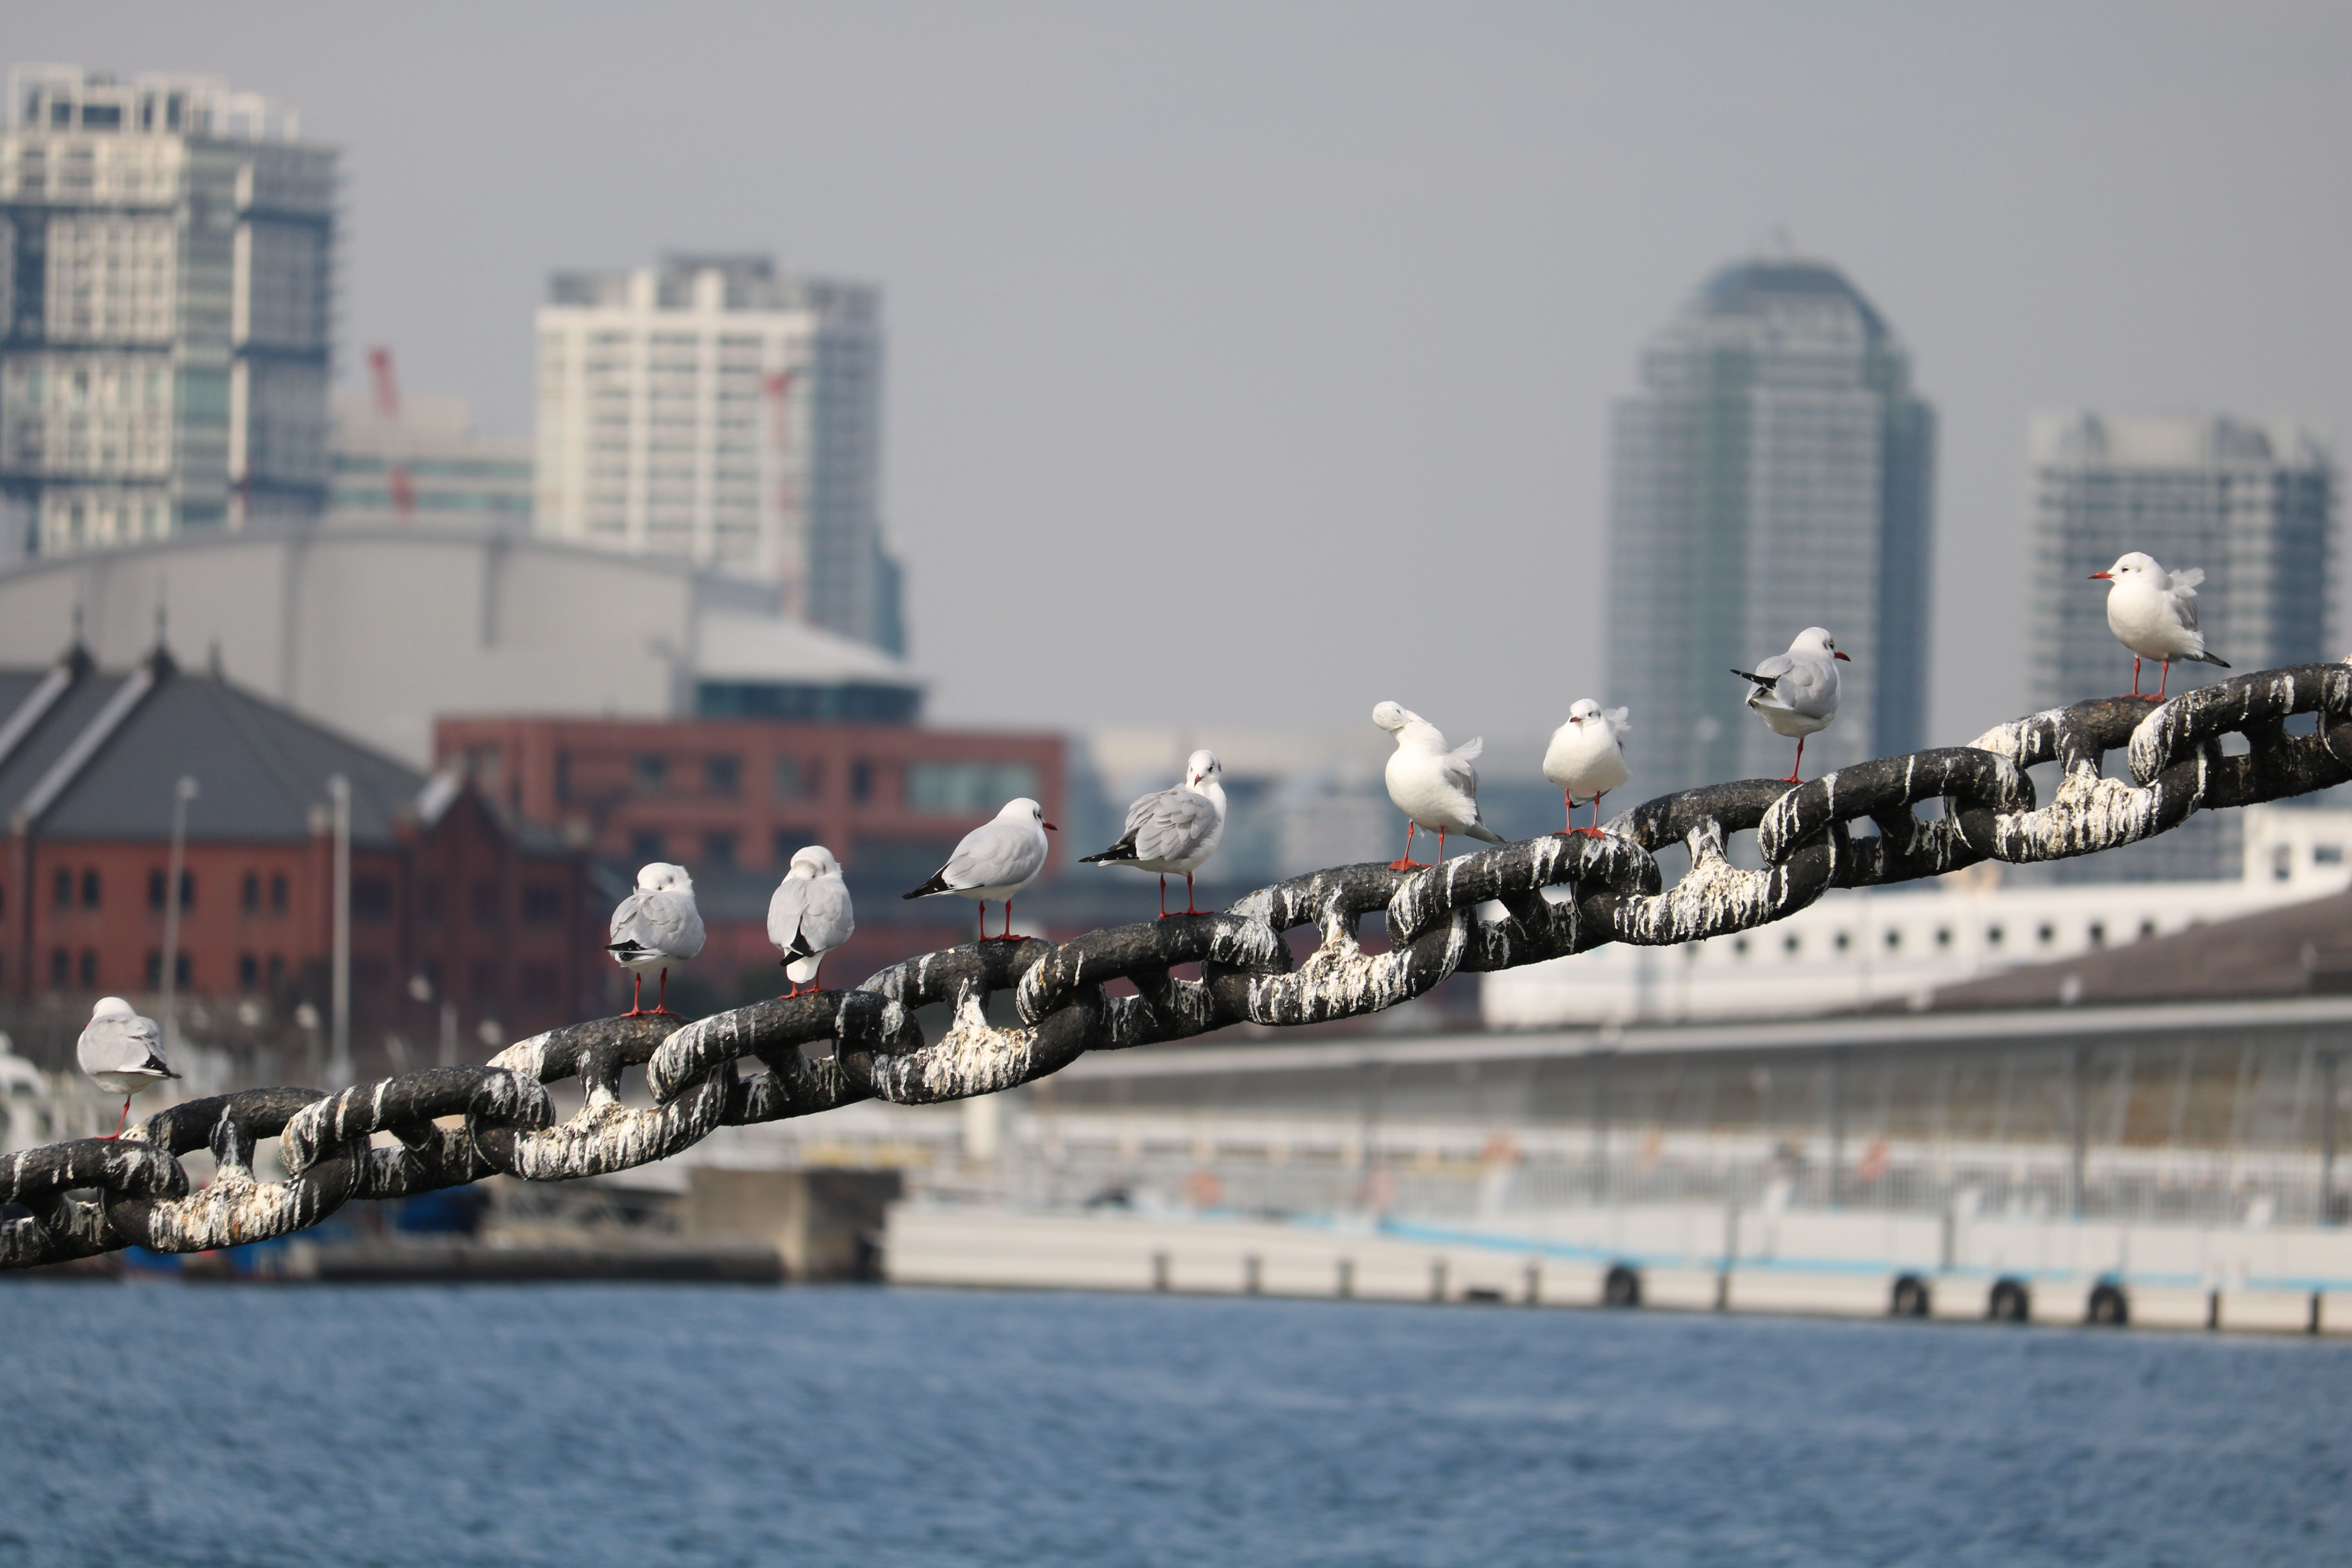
[22,3,2352,747]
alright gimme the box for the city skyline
[4,5,2347,757]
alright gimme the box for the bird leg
[646,967,679,1017]
[1388,820,1425,872]
[1784,736,1807,784]
[622,970,646,1018]
[100,1095,132,1140]
[978,900,989,944]
[1003,900,1016,941]
[1436,826,1447,863]
[1158,873,1169,919]
[2154,660,2172,700]
[1572,795,1608,839]
[1178,871,1208,917]
[2123,655,2144,701]
[1563,791,1576,834]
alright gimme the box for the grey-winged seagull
[77,996,177,1139]
[2089,552,2229,700]
[1080,749,1228,917]
[607,862,706,1016]
[902,797,1056,943]
[1542,700,1630,837]
[768,844,855,997]
[1373,702,1505,870]
[1731,627,1848,782]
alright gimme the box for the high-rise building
[1604,257,1935,793]
[2026,411,2337,881]
[326,392,532,531]
[0,67,336,555]
[534,254,906,654]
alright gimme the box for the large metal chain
[9,662,2351,1270]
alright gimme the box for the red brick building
[0,641,601,1054]
[433,714,1065,889]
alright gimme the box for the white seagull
[1731,627,1849,782]
[77,996,177,1140]
[1080,750,1228,918]
[606,862,707,1017]
[1543,700,1631,838]
[768,845,856,998]
[902,797,1056,943]
[1373,702,1506,870]
[2089,551,2229,700]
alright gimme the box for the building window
[702,831,738,869]
[1833,931,1850,952]
[142,951,192,988]
[1935,927,1952,949]
[2315,844,2345,866]
[470,958,502,1007]
[267,954,286,989]
[421,880,445,924]
[2087,922,2106,947]
[271,873,289,913]
[78,950,98,988]
[904,762,1042,815]
[80,869,100,909]
[634,754,669,794]
[2138,919,2158,940]
[54,868,73,910]
[2272,845,2294,883]
[2036,923,2056,947]
[352,877,395,921]
[1782,934,1800,958]
[851,760,877,803]
[772,826,821,865]
[1883,929,1901,951]
[1985,926,2004,947]
[472,881,501,924]
[51,949,71,988]
[147,870,194,911]
[521,884,564,926]
[773,756,820,800]
[243,873,261,912]
[239,953,259,989]
[630,831,664,864]
[705,755,741,797]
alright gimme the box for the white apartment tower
[2027,411,2337,881]
[535,255,905,655]
[0,67,336,555]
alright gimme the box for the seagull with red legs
[1374,702,1505,870]
[77,996,178,1139]
[607,862,706,1016]
[768,845,855,998]
[1080,750,1227,917]
[1543,699,1630,837]
[2089,551,2229,700]
[902,797,1056,942]
[1731,627,1848,782]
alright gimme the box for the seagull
[1543,700,1630,837]
[1373,702,1506,870]
[1080,750,1228,918]
[77,996,177,1140]
[1731,627,1849,782]
[902,797,1056,942]
[768,845,855,998]
[2090,552,2229,699]
[606,862,706,1016]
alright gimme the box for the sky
[18,2,2352,749]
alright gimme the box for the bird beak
[1044,822,1058,831]
[2088,571,2112,580]
[1833,651,1851,662]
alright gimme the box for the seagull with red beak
[2089,552,2229,699]
[1543,700,1630,837]
[1731,627,1849,782]
[902,797,1056,942]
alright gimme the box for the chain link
[8,662,2351,1270]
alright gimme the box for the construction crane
[368,346,416,524]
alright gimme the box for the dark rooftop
[1699,258,1890,339]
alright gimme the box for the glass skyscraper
[1604,258,1935,795]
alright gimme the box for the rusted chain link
[7,662,2351,1270]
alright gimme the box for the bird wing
[800,877,855,955]
[2171,586,2202,633]
[1604,707,1631,739]
[766,878,811,951]
[78,1014,167,1076]
[2169,567,2205,595]
[1131,787,1218,864]
[627,889,706,960]
[1775,657,1839,719]
[1439,739,1482,799]
[944,819,1045,889]
[609,890,648,945]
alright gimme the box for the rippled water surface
[3,1283,2347,1566]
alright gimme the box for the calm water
[2,1283,2346,1567]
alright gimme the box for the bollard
[1152,1250,1171,1293]
[1428,1259,1447,1302]
[1243,1254,1262,1295]
[1523,1260,1541,1305]
[1336,1257,1354,1299]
